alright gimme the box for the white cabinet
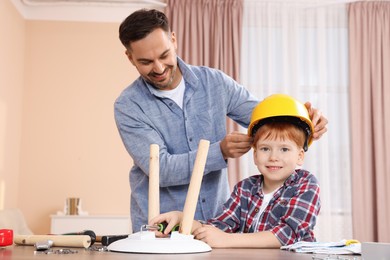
[50,215,131,236]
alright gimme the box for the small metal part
[54,248,78,254]
[34,240,53,251]
[35,249,79,254]
[141,224,161,232]
[88,245,108,251]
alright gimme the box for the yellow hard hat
[248,94,314,151]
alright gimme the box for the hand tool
[61,230,96,245]
[14,234,91,248]
[101,234,129,246]
[34,240,53,251]
[0,229,13,247]
[141,222,180,233]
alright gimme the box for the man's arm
[114,99,227,187]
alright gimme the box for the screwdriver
[101,223,180,246]
[142,222,180,233]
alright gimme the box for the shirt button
[169,102,173,106]
[189,138,193,142]
[254,208,259,213]
[280,200,288,206]
[202,199,206,203]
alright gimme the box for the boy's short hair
[253,121,306,149]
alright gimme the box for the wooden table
[1,245,362,260]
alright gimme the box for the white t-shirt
[151,77,185,109]
[259,191,274,216]
[253,186,280,231]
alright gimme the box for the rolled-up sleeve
[269,176,321,246]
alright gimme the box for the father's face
[126,29,180,91]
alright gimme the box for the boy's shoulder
[241,174,262,184]
[290,169,320,187]
[234,175,262,191]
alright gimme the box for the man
[114,9,327,232]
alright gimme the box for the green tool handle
[157,222,180,233]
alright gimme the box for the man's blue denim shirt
[114,57,258,232]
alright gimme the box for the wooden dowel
[180,139,210,235]
[14,235,91,248]
[148,144,160,222]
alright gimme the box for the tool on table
[61,230,96,245]
[34,240,53,251]
[34,248,79,255]
[101,234,129,247]
[14,234,92,248]
[0,229,13,247]
[33,240,78,255]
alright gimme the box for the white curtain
[240,0,352,242]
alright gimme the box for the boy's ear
[252,148,258,165]
[297,149,305,166]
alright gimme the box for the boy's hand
[192,224,231,248]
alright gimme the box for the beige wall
[1,0,137,234]
[0,0,26,212]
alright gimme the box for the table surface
[1,245,362,260]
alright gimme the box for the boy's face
[253,137,304,192]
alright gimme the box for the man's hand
[305,102,328,140]
[220,132,253,160]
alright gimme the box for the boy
[149,94,321,248]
